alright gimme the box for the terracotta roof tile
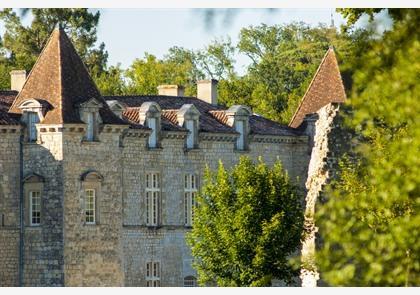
[0,90,20,125]
[289,48,346,128]
[8,28,126,125]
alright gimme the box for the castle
[0,27,346,286]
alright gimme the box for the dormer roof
[8,27,125,125]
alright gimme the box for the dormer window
[86,112,95,141]
[147,117,157,148]
[139,102,162,149]
[225,105,251,151]
[185,120,195,149]
[106,100,127,119]
[177,104,200,150]
[18,99,49,142]
[235,120,245,150]
[28,112,40,141]
[79,98,103,142]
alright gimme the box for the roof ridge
[8,27,57,113]
[289,48,333,126]
[58,28,64,122]
[288,48,346,128]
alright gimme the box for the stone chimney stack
[157,85,185,96]
[197,79,218,105]
[10,70,26,92]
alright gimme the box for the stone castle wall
[121,131,309,286]
[0,125,310,286]
[22,129,64,286]
[0,128,20,286]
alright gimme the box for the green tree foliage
[187,157,304,286]
[316,9,420,286]
[225,22,369,123]
[0,8,107,89]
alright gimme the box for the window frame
[80,170,103,226]
[86,112,95,141]
[29,190,41,226]
[146,261,161,287]
[146,172,160,226]
[185,119,195,149]
[27,111,40,142]
[183,276,197,287]
[147,117,158,148]
[184,174,198,227]
[235,120,245,150]
[85,189,96,224]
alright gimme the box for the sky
[0,9,347,74]
[96,9,346,73]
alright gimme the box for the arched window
[139,102,161,149]
[177,104,200,149]
[23,173,45,226]
[184,276,197,287]
[18,99,49,142]
[80,170,103,225]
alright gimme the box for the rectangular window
[235,120,245,150]
[184,174,198,226]
[146,262,160,287]
[85,189,96,224]
[148,117,157,148]
[28,112,39,141]
[146,173,160,226]
[29,191,41,226]
[186,120,195,149]
[86,112,94,141]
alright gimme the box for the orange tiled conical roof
[8,27,124,125]
[289,48,346,128]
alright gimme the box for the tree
[0,9,107,89]
[217,22,371,124]
[316,9,420,286]
[187,157,304,286]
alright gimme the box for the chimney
[157,85,185,96]
[10,70,27,92]
[197,79,218,105]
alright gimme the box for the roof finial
[55,22,64,31]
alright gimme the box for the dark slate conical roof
[9,27,125,125]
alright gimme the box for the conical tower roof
[9,27,125,125]
[289,48,346,128]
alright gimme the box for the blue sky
[0,9,347,73]
[96,9,346,73]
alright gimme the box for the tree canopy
[316,8,420,286]
[187,157,304,286]
[0,8,107,89]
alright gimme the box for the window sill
[184,148,200,153]
[26,225,42,229]
[81,140,101,145]
[234,149,250,153]
[24,141,39,146]
[147,147,163,151]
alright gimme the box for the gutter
[18,133,24,286]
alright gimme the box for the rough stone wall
[300,103,351,287]
[121,132,309,286]
[0,128,20,286]
[62,128,125,286]
[22,130,64,286]
[1,123,310,287]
